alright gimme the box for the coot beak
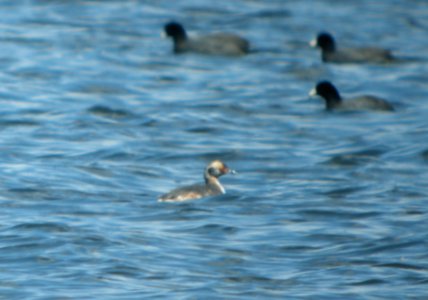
[161,31,167,38]
[309,38,317,47]
[309,87,317,97]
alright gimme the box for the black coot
[310,32,394,63]
[164,22,250,56]
[309,81,395,111]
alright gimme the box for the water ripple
[0,0,427,299]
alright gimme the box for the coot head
[311,32,336,52]
[164,22,187,41]
[310,81,342,109]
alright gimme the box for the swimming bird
[309,81,395,111]
[310,32,394,63]
[158,160,235,202]
[163,22,250,56]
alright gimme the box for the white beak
[309,88,317,97]
[309,38,317,47]
[161,31,167,38]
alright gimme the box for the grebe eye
[208,167,220,176]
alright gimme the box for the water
[0,0,427,299]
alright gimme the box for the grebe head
[205,160,235,180]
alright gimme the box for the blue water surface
[0,0,427,299]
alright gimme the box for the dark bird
[310,32,394,63]
[309,81,395,111]
[163,22,250,56]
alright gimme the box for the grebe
[158,160,235,202]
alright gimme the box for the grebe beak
[222,165,236,175]
[225,167,236,174]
